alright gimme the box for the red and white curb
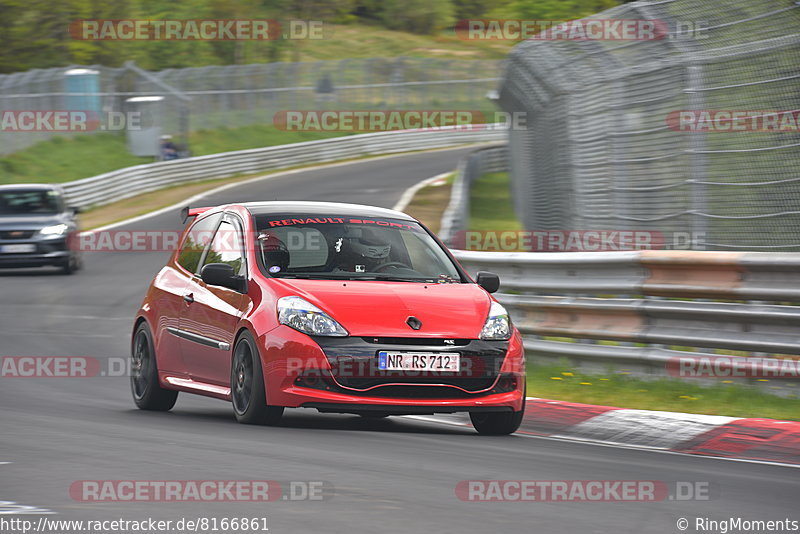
[408,398,800,466]
[521,398,800,465]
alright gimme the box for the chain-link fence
[499,0,800,250]
[0,57,503,156]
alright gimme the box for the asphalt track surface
[1,148,798,534]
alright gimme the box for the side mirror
[200,263,246,293]
[476,271,500,294]
[69,206,82,215]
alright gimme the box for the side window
[200,219,245,275]
[176,213,221,273]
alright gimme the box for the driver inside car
[333,227,393,273]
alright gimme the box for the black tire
[470,388,526,435]
[130,322,178,411]
[231,331,283,425]
[59,252,82,275]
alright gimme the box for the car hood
[0,213,69,230]
[270,279,492,338]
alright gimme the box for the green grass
[527,364,800,421]
[469,171,523,232]
[284,24,512,62]
[0,125,349,185]
[186,124,348,156]
[0,135,146,185]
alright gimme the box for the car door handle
[183,293,194,304]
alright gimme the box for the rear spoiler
[180,206,213,223]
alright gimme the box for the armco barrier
[61,126,505,210]
[452,249,800,392]
[439,144,507,245]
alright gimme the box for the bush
[380,0,456,35]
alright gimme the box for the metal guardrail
[439,144,507,245]
[452,249,800,393]
[61,126,505,209]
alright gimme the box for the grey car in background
[0,184,83,274]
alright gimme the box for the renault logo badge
[406,316,422,330]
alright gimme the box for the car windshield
[0,189,63,215]
[253,214,463,282]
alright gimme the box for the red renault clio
[131,202,526,434]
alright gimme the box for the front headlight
[39,224,68,237]
[480,301,511,340]
[278,296,348,337]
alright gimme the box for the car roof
[0,183,63,192]
[240,201,416,222]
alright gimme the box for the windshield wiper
[274,273,379,280]
[273,272,460,283]
[370,274,438,283]
[274,273,435,282]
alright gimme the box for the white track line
[392,172,452,212]
[88,145,481,233]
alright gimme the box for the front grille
[0,230,36,239]
[312,336,508,394]
[329,363,497,391]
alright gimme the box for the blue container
[64,68,101,114]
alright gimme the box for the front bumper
[0,235,74,268]
[304,401,516,416]
[258,325,526,413]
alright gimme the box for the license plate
[0,244,36,253]
[377,351,460,372]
